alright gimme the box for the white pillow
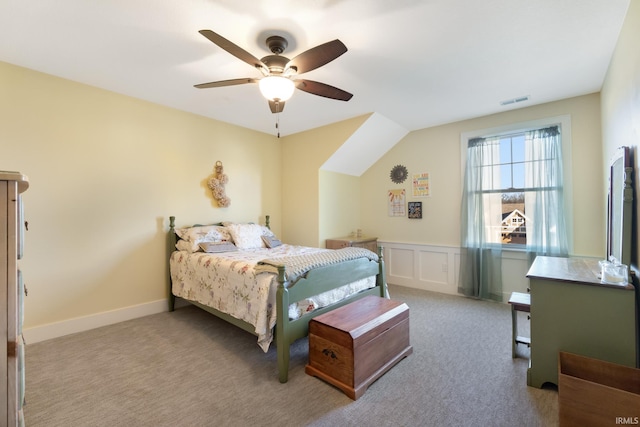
[225,223,265,249]
[221,222,274,236]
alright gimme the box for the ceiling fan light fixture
[195,30,352,112]
[259,76,295,102]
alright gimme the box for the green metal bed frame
[167,216,388,383]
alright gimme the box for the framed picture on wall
[413,173,430,197]
[408,201,422,219]
[388,189,406,216]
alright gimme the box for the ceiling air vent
[500,95,530,106]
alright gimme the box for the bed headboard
[168,215,271,248]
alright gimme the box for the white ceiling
[0,0,630,138]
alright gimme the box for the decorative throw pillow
[175,225,232,252]
[175,225,227,242]
[175,239,197,252]
[225,223,265,249]
[262,235,282,248]
[198,241,237,253]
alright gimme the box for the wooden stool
[508,292,531,358]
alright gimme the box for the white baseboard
[23,299,170,344]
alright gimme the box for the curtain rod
[470,125,561,143]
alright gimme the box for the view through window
[480,132,528,246]
[498,133,526,245]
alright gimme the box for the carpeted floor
[24,285,557,427]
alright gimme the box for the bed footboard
[274,247,387,383]
[167,215,388,383]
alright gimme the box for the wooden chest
[305,296,412,400]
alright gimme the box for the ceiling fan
[194,30,353,113]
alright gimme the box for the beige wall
[319,170,361,243]
[1,61,281,329]
[601,0,640,274]
[360,94,604,257]
[280,115,368,247]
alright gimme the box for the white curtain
[458,136,503,301]
[459,126,569,300]
[524,126,569,260]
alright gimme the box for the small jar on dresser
[1,171,29,427]
[326,236,378,253]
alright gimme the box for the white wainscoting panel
[387,247,414,279]
[418,250,448,284]
[379,240,530,302]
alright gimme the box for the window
[458,119,570,300]
[496,132,527,245]
[461,121,569,254]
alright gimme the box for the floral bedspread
[169,244,376,352]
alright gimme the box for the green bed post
[168,216,177,312]
[377,245,388,298]
[275,265,290,383]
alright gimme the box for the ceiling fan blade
[294,79,353,101]
[286,39,347,74]
[199,30,267,73]
[194,78,258,89]
[269,100,285,113]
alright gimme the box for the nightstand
[326,236,378,253]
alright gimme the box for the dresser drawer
[326,239,350,249]
[18,270,24,335]
[326,237,378,252]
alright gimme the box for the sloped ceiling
[321,113,409,176]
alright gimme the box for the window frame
[460,115,573,252]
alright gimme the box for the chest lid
[312,296,409,341]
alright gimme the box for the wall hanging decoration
[388,189,406,216]
[412,172,430,197]
[408,201,422,219]
[208,161,231,207]
[390,165,408,184]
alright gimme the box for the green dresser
[526,256,638,388]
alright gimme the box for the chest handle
[322,348,337,359]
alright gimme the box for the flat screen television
[606,146,633,267]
